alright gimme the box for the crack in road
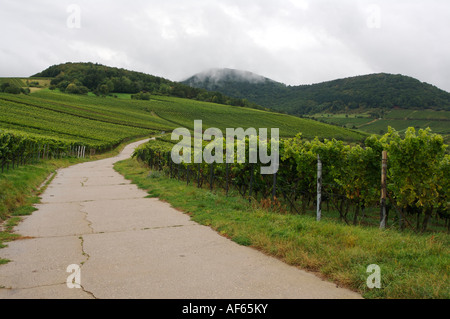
[10,224,195,240]
[1,137,362,299]
[40,197,147,205]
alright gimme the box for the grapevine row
[0,131,94,172]
[134,127,449,232]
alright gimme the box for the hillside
[32,63,259,109]
[0,89,367,152]
[183,68,289,111]
[182,70,450,115]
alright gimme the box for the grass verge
[114,158,450,299]
[0,158,76,264]
[0,135,153,264]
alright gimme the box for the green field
[360,119,449,135]
[1,89,367,148]
[384,109,450,120]
[310,109,450,142]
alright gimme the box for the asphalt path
[0,139,361,299]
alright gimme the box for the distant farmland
[310,109,450,142]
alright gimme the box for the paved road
[0,139,361,299]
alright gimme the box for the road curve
[0,139,361,299]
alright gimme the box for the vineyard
[0,88,370,173]
[2,88,448,231]
[0,131,91,172]
[134,127,449,233]
[0,85,449,299]
[8,90,369,138]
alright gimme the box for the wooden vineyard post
[209,163,214,191]
[272,172,277,202]
[317,155,322,222]
[158,152,161,171]
[248,164,254,202]
[197,163,201,188]
[168,152,173,178]
[380,151,388,229]
[225,163,230,196]
[186,165,190,186]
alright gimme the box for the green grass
[114,157,450,299]
[0,159,70,222]
[0,158,79,263]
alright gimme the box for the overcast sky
[1,0,449,91]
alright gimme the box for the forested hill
[182,70,450,116]
[182,68,289,109]
[33,62,259,108]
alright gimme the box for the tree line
[34,62,261,109]
[184,72,450,115]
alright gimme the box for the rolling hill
[182,69,450,115]
[0,83,368,154]
[32,62,260,109]
[182,69,450,141]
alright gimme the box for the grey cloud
[0,0,449,91]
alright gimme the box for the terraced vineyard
[0,93,155,150]
[0,78,26,88]
[1,89,367,150]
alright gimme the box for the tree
[0,82,11,92]
[131,92,151,100]
[97,84,110,96]
[66,83,88,95]
[158,84,171,95]
[3,83,22,94]
[57,80,71,92]
[65,83,78,94]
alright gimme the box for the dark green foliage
[131,92,151,100]
[27,81,40,88]
[183,71,450,115]
[1,82,21,94]
[136,128,449,232]
[0,82,29,95]
[34,62,255,108]
[65,82,89,95]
